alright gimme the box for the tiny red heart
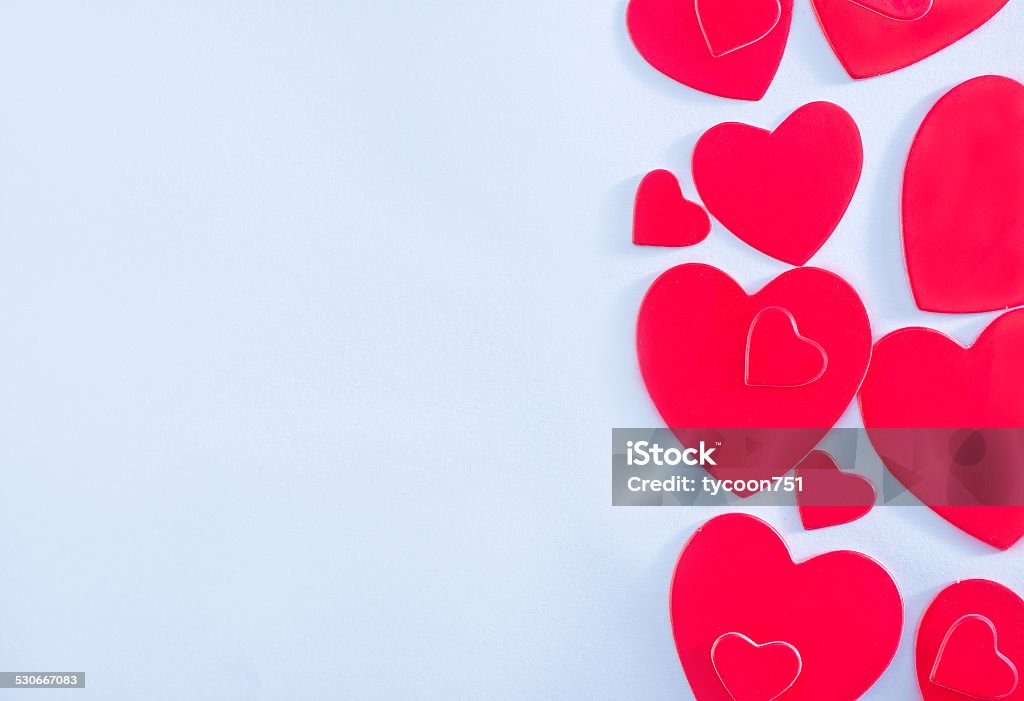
[903,75,1024,313]
[810,0,1010,78]
[672,514,903,700]
[627,0,793,101]
[695,0,782,57]
[711,633,801,701]
[931,615,1018,699]
[633,170,711,247]
[919,580,1024,701]
[745,307,827,388]
[692,102,862,266]
[795,450,875,530]
[847,0,932,21]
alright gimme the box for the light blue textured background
[1,1,1023,698]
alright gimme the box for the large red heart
[626,0,793,101]
[671,513,903,700]
[859,309,1024,550]
[903,76,1024,313]
[633,170,711,247]
[810,0,1011,79]
[692,102,862,266]
[918,580,1024,700]
[637,264,871,490]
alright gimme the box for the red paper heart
[919,580,1024,701]
[810,0,1010,78]
[692,102,862,266]
[637,264,871,492]
[848,0,933,21]
[745,307,828,388]
[795,450,875,530]
[711,633,801,701]
[626,0,793,101]
[932,615,1018,699]
[859,309,1024,550]
[633,170,711,247]
[903,76,1024,313]
[672,514,903,700]
[696,0,782,57]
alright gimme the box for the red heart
[859,309,1024,550]
[932,616,1018,699]
[637,264,871,491]
[633,170,711,247]
[848,0,933,20]
[745,307,827,388]
[919,580,1024,701]
[810,0,1010,78]
[795,450,875,530]
[711,633,801,701]
[903,76,1024,313]
[672,514,903,700]
[626,0,793,101]
[692,102,862,266]
[696,0,782,57]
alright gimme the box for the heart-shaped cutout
[692,102,862,266]
[919,580,1024,701]
[931,615,1019,699]
[795,450,875,530]
[810,0,1011,78]
[626,0,793,101]
[637,264,871,493]
[633,169,711,247]
[903,75,1024,313]
[711,633,801,701]
[745,307,827,388]
[672,514,903,700]
[859,308,1024,550]
[696,0,783,57]
[847,0,932,21]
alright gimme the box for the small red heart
[745,307,827,388]
[931,615,1018,699]
[626,0,793,101]
[848,0,932,21]
[795,450,875,530]
[859,309,1024,550]
[711,633,801,701]
[919,580,1024,701]
[633,170,711,247]
[692,102,862,266]
[810,0,1011,78]
[695,0,782,57]
[672,514,903,701]
[637,264,871,492]
[903,75,1024,313]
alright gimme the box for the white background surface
[0,1,1023,699]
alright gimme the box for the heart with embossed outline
[637,264,871,494]
[696,0,783,57]
[711,633,801,701]
[918,580,1024,701]
[627,0,793,100]
[810,0,1011,78]
[848,0,933,21]
[745,307,828,388]
[672,514,903,700]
